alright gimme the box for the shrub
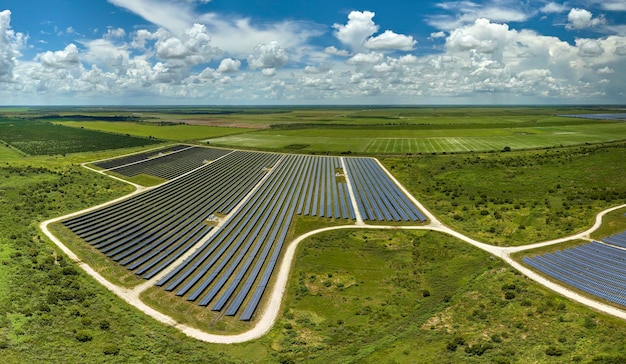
[465,343,493,356]
[75,330,93,342]
[545,346,563,357]
[103,344,120,355]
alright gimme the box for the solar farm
[5,106,626,362]
[63,144,426,321]
[524,231,626,307]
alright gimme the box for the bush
[103,344,120,355]
[545,346,563,357]
[465,343,493,356]
[75,330,93,342]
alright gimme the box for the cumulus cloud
[104,27,126,39]
[0,10,26,82]
[577,38,604,57]
[333,11,379,52]
[567,8,605,30]
[430,31,447,39]
[446,19,513,55]
[247,41,288,70]
[36,44,80,68]
[217,58,241,73]
[324,46,350,56]
[333,11,416,52]
[261,68,276,77]
[347,52,384,65]
[154,23,220,65]
[364,30,416,51]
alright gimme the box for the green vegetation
[1,106,626,362]
[591,206,626,241]
[209,122,626,154]
[57,121,245,141]
[263,229,626,363]
[384,142,626,246]
[0,119,160,155]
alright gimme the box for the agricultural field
[1,106,626,363]
[208,121,626,154]
[56,121,246,141]
[0,118,160,155]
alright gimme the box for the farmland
[1,106,626,362]
[57,121,245,141]
[0,118,161,155]
[208,121,626,154]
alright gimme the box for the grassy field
[56,121,246,141]
[1,106,626,362]
[383,142,626,246]
[208,121,626,154]
[256,229,626,363]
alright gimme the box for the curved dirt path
[39,157,626,343]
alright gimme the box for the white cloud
[576,38,604,57]
[36,44,80,68]
[347,52,384,65]
[333,11,379,52]
[566,8,605,30]
[217,58,241,73]
[593,0,626,11]
[108,0,193,34]
[0,10,26,82]
[261,68,276,77]
[598,66,615,74]
[3,5,626,105]
[430,31,447,39]
[446,19,513,55]
[333,11,416,53]
[364,30,416,51]
[540,2,569,13]
[104,27,126,39]
[324,46,350,56]
[247,41,288,70]
[427,1,531,30]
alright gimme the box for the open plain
[1,106,626,363]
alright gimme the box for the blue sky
[0,0,625,105]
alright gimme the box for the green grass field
[209,122,626,153]
[56,121,247,141]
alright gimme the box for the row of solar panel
[94,144,191,170]
[524,240,626,307]
[63,151,281,280]
[65,149,428,320]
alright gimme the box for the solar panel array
[296,156,355,220]
[64,149,428,320]
[524,236,626,307]
[63,151,281,280]
[344,157,427,222]
[94,144,190,170]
